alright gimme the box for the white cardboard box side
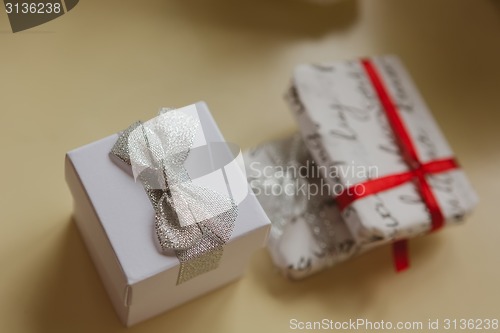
[65,156,130,323]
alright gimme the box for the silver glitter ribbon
[246,135,357,276]
[110,108,237,284]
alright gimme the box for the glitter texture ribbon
[336,59,460,271]
[110,108,237,284]
[247,134,350,266]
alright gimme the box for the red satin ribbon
[336,59,459,272]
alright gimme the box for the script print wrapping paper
[287,55,478,248]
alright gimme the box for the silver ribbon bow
[246,134,359,278]
[111,108,237,284]
[247,135,337,250]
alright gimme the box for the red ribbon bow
[336,59,459,271]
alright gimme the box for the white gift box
[65,102,270,326]
[287,55,478,249]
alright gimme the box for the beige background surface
[1,0,499,332]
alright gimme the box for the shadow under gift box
[65,102,270,326]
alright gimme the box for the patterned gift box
[286,55,478,270]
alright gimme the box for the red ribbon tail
[393,240,410,272]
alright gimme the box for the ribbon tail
[392,239,410,272]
